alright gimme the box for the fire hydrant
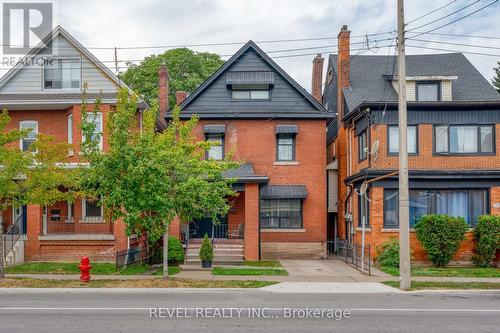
[79,257,92,283]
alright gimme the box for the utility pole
[397,0,411,290]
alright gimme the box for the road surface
[0,288,499,332]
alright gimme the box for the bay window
[435,125,494,154]
[260,199,302,229]
[384,189,488,227]
[388,125,418,154]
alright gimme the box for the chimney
[158,64,168,114]
[176,91,187,106]
[311,53,324,103]
[337,25,350,119]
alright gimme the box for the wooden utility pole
[397,0,411,290]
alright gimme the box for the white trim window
[82,112,103,150]
[43,58,81,90]
[66,202,74,223]
[82,197,104,223]
[67,114,74,156]
[19,120,38,152]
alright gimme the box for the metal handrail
[3,213,23,260]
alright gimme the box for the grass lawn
[379,266,500,278]
[212,267,288,276]
[383,281,500,290]
[5,262,150,275]
[243,260,282,268]
[0,278,276,288]
[153,266,181,276]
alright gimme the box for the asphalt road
[0,289,499,333]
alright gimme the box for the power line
[406,43,500,56]
[407,31,500,40]
[406,0,480,31]
[407,0,499,39]
[406,0,458,25]
[408,37,500,50]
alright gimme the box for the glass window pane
[436,191,469,222]
[417,83,439,101]
[407,126,417,153]
[409,190,432,226]
[383,190,398,228]
[450,126,478,153]
[260,199,302,229]
[470,190,487,226]
[85,199,102,218]
[250,90,269,99]
[278,145,293,160]
[232,90,250,99]
[207,135,223,160]
[67,115,73,144]
[480,126,493,153]
[388,127,399,153]
[20,121,38,152]
[435,126,448,153]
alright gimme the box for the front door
[12,205,27,234]
[190,215,228,238]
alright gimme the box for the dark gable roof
[176,40,330,119]
[326,52,500,115]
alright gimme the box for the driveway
[279,259,390,282]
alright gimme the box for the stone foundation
[261,242,326,259]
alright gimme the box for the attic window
[231,84,270,100]
[416,81,440,101]
[44,59,81,90]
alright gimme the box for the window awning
[226,71,274,86]
[260,185,307,199]
[275,124,298,134]
[203,124,226,134]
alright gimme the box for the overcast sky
[3,0,500,91]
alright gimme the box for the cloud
[1,0,499,91]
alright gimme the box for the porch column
[244,183,259,260]
[25,205,42,260]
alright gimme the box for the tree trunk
[163,225,169,280]
[0,213,4,279]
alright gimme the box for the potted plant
[199,234,214,268]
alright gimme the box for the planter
[201,260,212,268]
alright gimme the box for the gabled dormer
[389,75,458,102]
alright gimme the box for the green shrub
[376,237,400,268]
[168,236,185,265]
[414,214,469,267]
[473,215,500,267]
[199,234,214,262]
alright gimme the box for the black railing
[3,213,24,261]
[115,246,151,271]
[327,239,371,275]
[212,224,229,239]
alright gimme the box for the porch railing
[212,223,229,239]
[3,213,24,261]
[327,239,371,275]
[115,246,151,271]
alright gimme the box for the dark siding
[372,109,500,125]
[184,49,318,115]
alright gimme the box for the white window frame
[19,120,38,152]
[81,197,104,223]
[66,202,74,223]
[42,57,82,91]
[67,114,74,156]
[82,112,103,150]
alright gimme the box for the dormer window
[416,81,440,101]
[226,71,274,101]
[44,58,81,90]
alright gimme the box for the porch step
[2,237,25,267]
[185,238,244,263]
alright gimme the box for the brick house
[0,26,146,263]
[167,41,331,260]
[320,25,500,264]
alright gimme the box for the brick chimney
[176,91,187,106]
[158,64,168,114]
[337,25,350,120]
[311,53,324,103]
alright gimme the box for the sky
[2,0,499,92]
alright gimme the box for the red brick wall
[194,119,327,245]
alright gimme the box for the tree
[120,48,224,109]
[80,87,238,279]
[0,110,78,278]
[493,61,500,93]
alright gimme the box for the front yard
[4,262,180,276]
[379,266,500,278]
[0,278,276,288]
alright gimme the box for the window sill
[273,161,299,166]
[356,227,371,232]
[39,234,114,241]
[81,219,105,224]
[381,228,417,232]
[261,228,305,232]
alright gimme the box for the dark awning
[260,185,307,199]
[275,124,298,134]
[223,163,268,183]
[203,124,226,134]
[226,71,274,85]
